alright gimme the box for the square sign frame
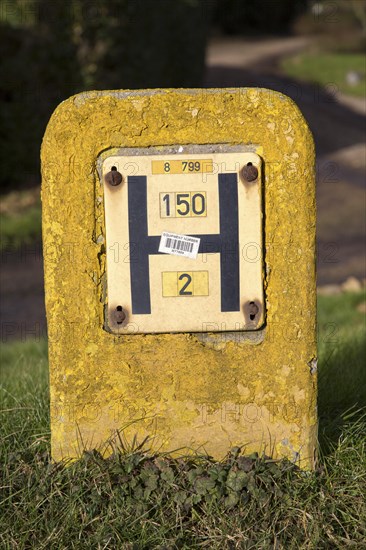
[42,89,317,468]
[101,145,264,334]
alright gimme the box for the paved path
[1,244,45,342]
[206,36,310,70]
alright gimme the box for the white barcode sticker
[158,232,200,259]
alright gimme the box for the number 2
[179,273,192,295]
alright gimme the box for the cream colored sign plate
[102,146,264,334]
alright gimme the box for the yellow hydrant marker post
[42,88,317,468]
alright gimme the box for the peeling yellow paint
[41,88,317,469]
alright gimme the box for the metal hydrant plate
[102,145,264,334]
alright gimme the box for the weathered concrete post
[42,89,317,468]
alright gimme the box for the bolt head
[241,164,258,182]
[114,306,126,324]
[248,302,259,317]
[105,170,123,186]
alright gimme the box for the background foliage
[0,0,306,192]
[0,0,215,191]
[214,0,306,35]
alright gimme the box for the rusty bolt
[115,305,126,324]
[248,301,259,321]
[241,162,258,182]
[105,167,123,186]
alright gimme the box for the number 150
[160,192,207,218]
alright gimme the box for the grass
[282,53,366,98]
[1,292,365,548]
[0,188,42,250]
[318,291,366,451]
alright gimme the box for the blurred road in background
[1,36,365,339]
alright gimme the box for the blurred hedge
[0,2,81,191]
[214,0,306,35]
[0,0,216,191]
[0,0,309,191]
